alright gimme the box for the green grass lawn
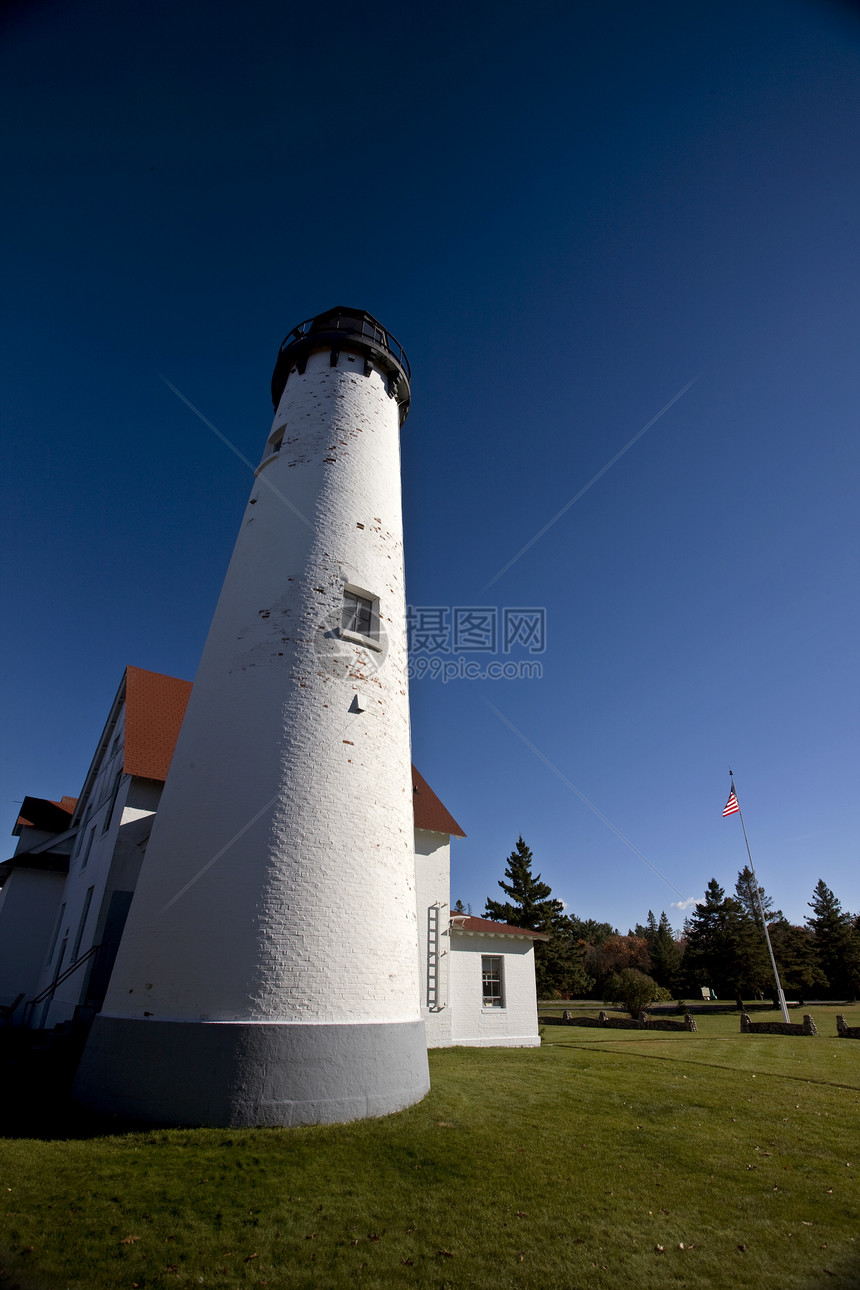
[1,1005,858,1290]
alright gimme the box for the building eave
[450,928,549,942]
[0,851,70,875]
[449,915,550,942]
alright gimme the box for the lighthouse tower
[74,308,429,1126]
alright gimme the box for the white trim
[339,627,383,653]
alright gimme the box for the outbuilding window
[482,955,504,1008]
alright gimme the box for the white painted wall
[101,348,421,1027]
[10,699,158,1032]
[41,774,159,1028]
[449,933,541,1047]
[414,828,453,1047]
[34,745,126,1026]
[0,868,66,1017]
[12,827,60,852]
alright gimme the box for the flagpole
[728,771,790,1024]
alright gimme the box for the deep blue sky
[2,0,858,934]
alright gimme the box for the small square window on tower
[482,955,504,1008]
[342,590,373,636]
[339,588,382,651]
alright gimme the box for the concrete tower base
[73,1015,429,1127]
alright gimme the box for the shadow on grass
[0,1030,156,1141]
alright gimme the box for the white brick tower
[74,308,429,1126]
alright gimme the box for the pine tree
[633,910,660,943]
[684,879,771,1004]
[536,916,595,999]
[484,837,563,929]
[734,866,782,928]
[650,911,683,994]
[567,915,616,946]
[769,919,826,1004]
[484,837,572,998]
[806,880,860,999]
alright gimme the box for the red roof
[449,914,549,940]
[411,765,465,837]
[15,795,77,833]
[123,666,192,781]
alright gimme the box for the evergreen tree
[632,910,660,942]
[567,915,616,946]
[734,866,782,928]
[535,915,595,999]
[631,910,683,992]
[484,837,575,999]
[683,879,726,986]
[683,879,771,1004]
[650,911,684,994]
[768,919,827,1004]
[484,837,563,928]
[806,880,860,1000]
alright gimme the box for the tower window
[339,587,382,651]
[269,426,285,454]
[342,591,373,637]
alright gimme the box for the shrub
[604,968,671,1017]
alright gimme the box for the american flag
[723,788,740,817]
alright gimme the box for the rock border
[541,1010,697,1033]
[740,1012,817,1035]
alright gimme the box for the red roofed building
[1,667,544,1047]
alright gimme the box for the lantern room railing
[276,310,411,381]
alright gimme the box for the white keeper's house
[0,665,545,1050]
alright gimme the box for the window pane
[342,591,374,636]
[482,955,503,1007]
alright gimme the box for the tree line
[467,836,860,1005]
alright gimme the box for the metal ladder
[426,903,447,1012]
